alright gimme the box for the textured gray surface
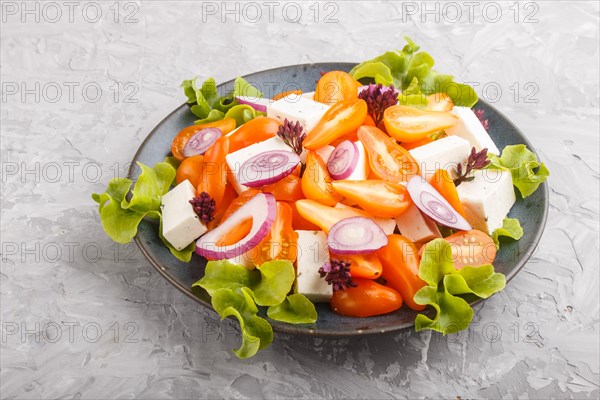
[1,1,599,399]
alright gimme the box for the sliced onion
[327,217,388,255]
[406,176,472,231]
[182,128,221,157]
[327,140,359,180]
[237,150,300,188]
[196,193,276,259]
[236,96,272,112]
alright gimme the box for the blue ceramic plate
[130,63,549,336]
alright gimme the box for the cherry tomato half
[331,180,412,218]
[227,116,282,153]
[303,99,367,150]
[443,230,497,269]
[301,151,342,207]
[171,118,236,161]
[315,71,359,105]
[383,105,458,143]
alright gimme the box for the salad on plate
[93,38,549,358]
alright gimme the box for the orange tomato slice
[331,180,412,218]
[303,99,367,150]
[383,105,458,143]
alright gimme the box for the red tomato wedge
[443,230,497,269]
[330,279,403,318]
[357,125,419,183]
[426,93,455,112]
[315,71,359,105]
[376,235,426,311]
[171,118,235,161]
[303,99,368,150]
[295,199,370,233]
[331,180,412,218]
[227,116,282,153]
[197,136,229,208]
[332,253,383,280]
[301,151,342,206]
[383,105,458,143]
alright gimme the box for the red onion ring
[182,127,222,157]
[237,150,300,188]
[236,96,272,112]
[327,140,359,180]
[327,217,388,255]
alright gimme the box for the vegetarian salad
[93,38,549,358]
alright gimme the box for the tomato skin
[171,118,235,161]
[330,279,403,317]
[383,105,458,143]
[197,136,229,208]
[287,201,320,231]
[443,230,497,269]
[262,174,304,202]
[428,169,466,219]
[273,90,302,101]
[250,202,298,266]
[220,189,262,221]
[295,199,370,233]
[426,93,454,112]
[227,116,282,153]
[331,180,412,218]
[357,125,420,183]
[303,99,368,150]
[301,151,342,207]
[175,155,204,188]
[376,235,426,311]
[208,184,237,230]
[332,253,382,280]
[315,71,358,105]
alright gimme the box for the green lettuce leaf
[491,217,524,249]
[211,287,273,359]
[252,260,296,306]
[267,294,318,324]
[350,37,478,107]
[193,260,260,296]
[93,161,187,262]
[398,77,428,106]
[233,76,264,98]
[487,144,549,198]
[224,104,265,127]
[193,109,225,125]
[414,239,506,335]
[194,260,295,306]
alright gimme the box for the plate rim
[129,63,549,337]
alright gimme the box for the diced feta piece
[225,136,293,194]
[301,91,315,101]
[295,230,332,302]
[334,203,394,235]
[395,203,441,243]
[456,169,515,234]
[267,96,330,134]
[315,145,335,162]
[409,136,471,180]
[446,106,500,155]
[161,180,207,250]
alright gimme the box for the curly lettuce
[414,239,506,334]
[491,217,524,249]
[351,37,478,107]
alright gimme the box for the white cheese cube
[456,169,516,234]
[301,91,315,101]
[446,106,500,155]
[395,203,441,243]
[225,136,294,194]
[267,96,330,134]
[409,136,471,180]
[295,230,332,302]
[161,180,207,251]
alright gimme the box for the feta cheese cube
[301,91,315,101]
[295,230,332,302]
[409,136,471,180]
[456,169,516,234]
[161,180,207,250]
[446,106,500,155]
[267,96,330,134]
[315,145,335,163]
[395,203,441,243]
[225,136,293,194]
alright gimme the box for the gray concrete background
[1,1,599,398]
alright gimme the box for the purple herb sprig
[454,147,491,186]
[277,118,305,155]
[318,259,357,291]
[190,192,216,224]
[358,84,399,125]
